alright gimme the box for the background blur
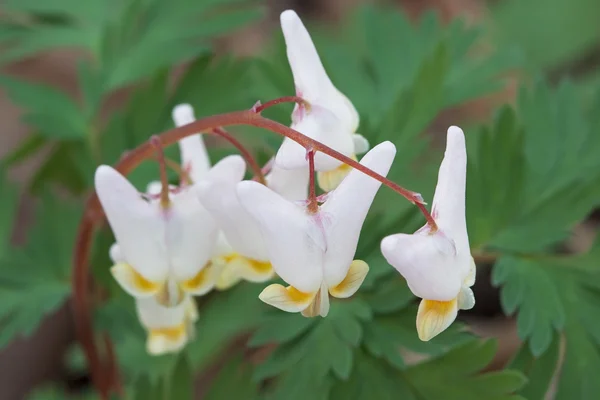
[1,0,600,399]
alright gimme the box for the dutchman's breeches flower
[110,242,198,355]
[94,154,242,307]
[381,126,475,341]
[274,10,370,192]
[237,141,396,317]
[195,156,276,290]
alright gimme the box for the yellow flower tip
[147,324,187,355]
[259,284,315,313]
[416,298,458,341]
[329,260,369,299]
[317,154,357,192]
[110,262,162,297]
[180,262,221,296]
[216,254,274,290]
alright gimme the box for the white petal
[145,181,163,196]
[266,163,309,201]
[457,286,475,310]
[328,260,369,298]
[416,298,458,341]
[109,243,123,264]
[380,232,462,301]
[136,296,187,329]
[432,126,469,254]
[464,257,476,287]
[352,134,370,154]
[280,10,359,132]
[173,104,211,182]
[275,106,354,171]
[237,181,324,293]
[167,187,218,281]
[195,159,269,261]
[321,141,396,287]
[95,166,168,282]
[111,262,163,298]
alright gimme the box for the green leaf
[0,134,47,168]
[0,169,18,257]
[255,299,371,395]
[0,196,80,348]
[167,355,193,399]
[404,339,527,400]
[204,356,259,400]
[492,256,565,355]
[508,336,560,399]
[0,76,87,140]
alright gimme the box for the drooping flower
[237,141,396,317]
[380,126,474,341]
[274,10,369,191]
[195,158,276,290]
[95,148,241,307]
[135,295,199,355]
[110,243,198,355]
[265,161,310,202]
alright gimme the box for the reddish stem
[150,137,171,208]
[307,150,318,213]
[253,96,308,114]
[212,127,266,185]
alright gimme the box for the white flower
[95,153,240,307]
[173,103,211,182]
[135,295,199,355]
[109,243,198,355]
[265,161,309,202]
[380,126,475,341]
[274,10,369,191]
[237,141,396,317]
[195,157,276,290]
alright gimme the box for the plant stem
[307,150,318,213]
[150,137,171,209]
[253,96,308,114]
[212,127,266,185]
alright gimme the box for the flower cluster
[94,10,473,355]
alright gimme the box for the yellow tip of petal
[216,254,274,290]
[180,262,221,296]
[317,154,356,192]
[329,260,369,299]
[416,298,458,341]
[147,324,187,355]
[259,284,316,313]
[110,262,162,298]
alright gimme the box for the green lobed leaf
[0,196,80,348]
[508,336,560,399]
[204,356,259,400]
[0,169,18,258]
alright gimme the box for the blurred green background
[0,0,599,399]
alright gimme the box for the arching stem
[306,150,318,214]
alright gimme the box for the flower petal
[328,260,369,298]
[109,243,123,264]
[352,134,369,154]
[259,283,316,313]
[237,181,324,293]
[111,262,163,298]
[167,187,218,282]
[280,10,359,132]
[321,141,396,287]
[416,298,458,341]
[464,257,476,287]
[180,261,222,296]
[275,106,354,171]
[316,155,354,192]
[432,126,469,254]
[266,163,309,201]
[457,286,475,310]
[173,104,211,182]
[380,232,462,301]
[214,254,274,290]
[136,296,188,329]
[196,159,269,262]
[95,166,168,282]
[301,284,330,318]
